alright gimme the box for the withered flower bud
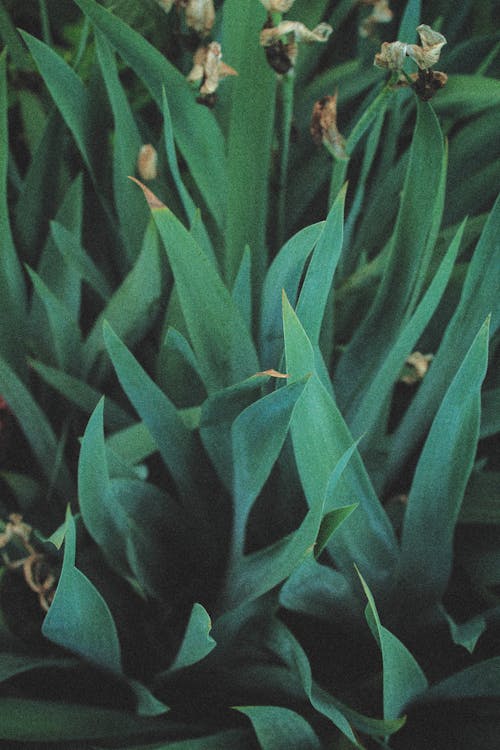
[260,20,332,73]
[374,40,408,71]
[137,144,158,181]
[310,92,348,161]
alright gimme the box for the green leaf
[296,184,346,345]
[385,179,500,487]
[397,318,490,606]
[439,606,486,654]
[42,508,122,673]
[79,399,187,598]
[73,0,227,229]
[25,266,82,375]
[350,220,465,440]
[283,293,397,592]
[232,246,252,331]
[50,220,112,301]
[336,101,445,416]
[0,654,76,684]
[94,30,147,263]
[142,187,259,392]
[103,323,199,497]
[200,373,271,490]
[357,569,428,720]
[0,698,178,742]
[0,354,73,495]
[230,377,310,560]
[97,729,255,750]
[0,50,27,373]
[260,222,324,368]
[237,705,322,749]
[19,31,94,175]
[433,75,500,119]
[221,0,276,283]
[168,603,216,673]
[30,358,130,430]
[83,219,165,373]
[421,657,500,702]
[460,470,500,524]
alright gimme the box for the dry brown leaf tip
[310,92,348,160]
[255,369,290,378]
[137,144,158,181]
[128,176,166,209]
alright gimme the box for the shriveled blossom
[187,42,238,101]
[260,21,332,73]
[374,24,447,72]
[310,92,348,161]
[359,0,393,39]
[259,0,296,11]
[400,352,433,384]
[156,0,215,36]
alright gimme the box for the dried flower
[407,24,447,70]
[156,0,215,36]
[374,24,446,73]
[187,42,238,104]
[359,0,393,39]
[400,352,433,384]
[310,92,348,160]
[399,68,449,101]
[137,144,158,181]
[259,0,296,11]
[260,20,332,73]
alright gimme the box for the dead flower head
[156,0,215,36]
[0,513,58,612]
[374,24,446,72]
[400,351,433,384]
[260,21,332,74]
[259,0,296,11]
[310,92,348,161]
[359,0,393,39]
[400,68,448,101]
[137,144,158,181]
[187,42,238,105]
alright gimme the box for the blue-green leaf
[42,508,122,673]
[237,705,322,749]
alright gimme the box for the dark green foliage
[1,0,499,748]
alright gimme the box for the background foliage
[0,0,499,748]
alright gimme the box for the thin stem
[39,0,52,46]
[276,70,294,249]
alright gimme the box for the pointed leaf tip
[127,176,166,209]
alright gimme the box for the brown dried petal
[374,40,408,70]
[407,24,446,69]
[187,42,237,96]
[310,93,348,160]
[401,352,433,384]
[260,21,333,46]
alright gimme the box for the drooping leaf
[42,508,122,673]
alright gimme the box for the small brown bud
[137,144,158,181]
[400,352,433,384]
